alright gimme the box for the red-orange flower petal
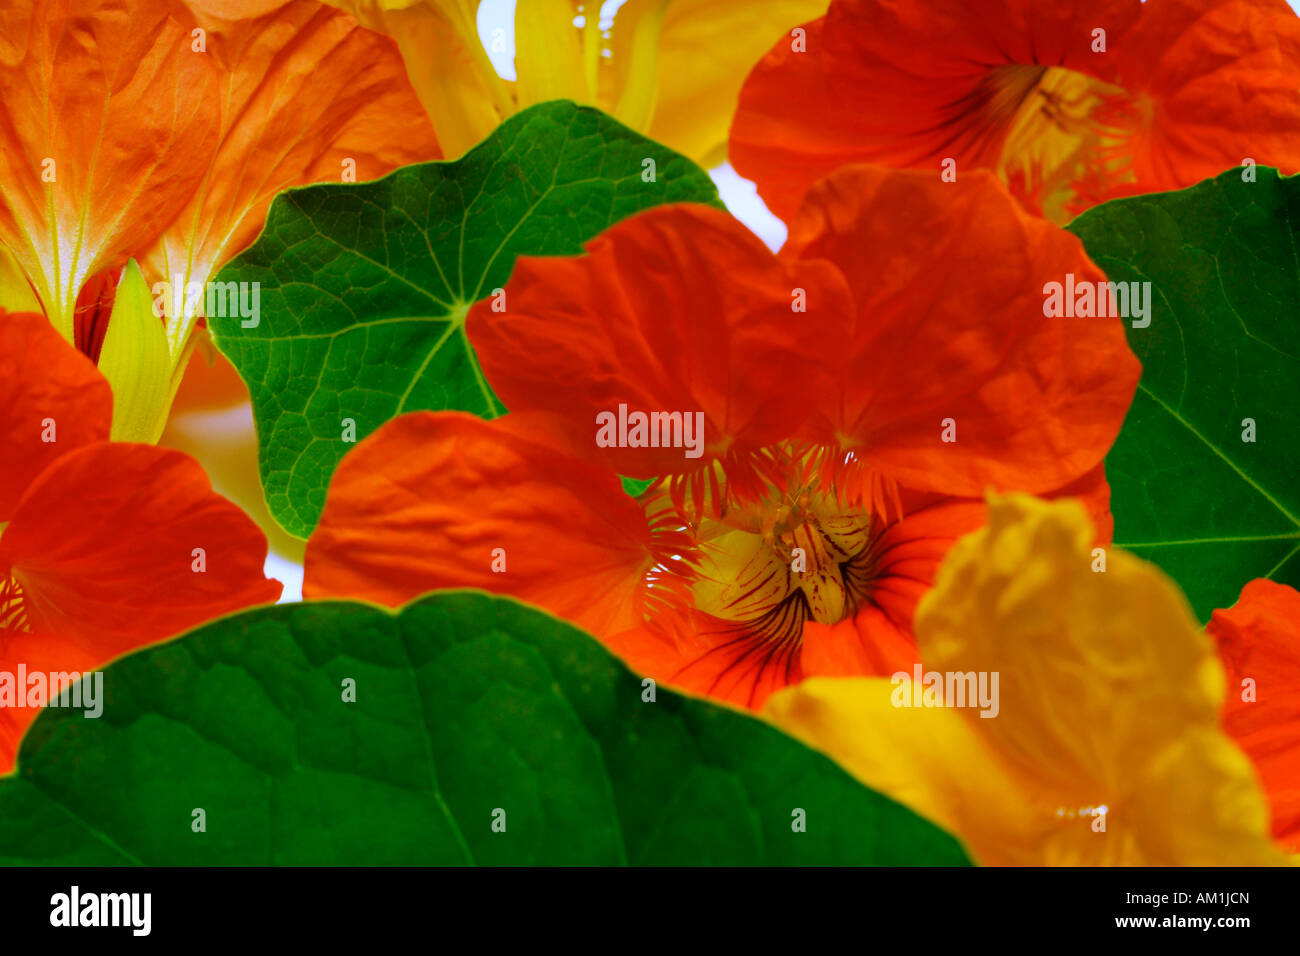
[783,165,1140,500]
[466,203,852,501]
[729,13,885,224]
[731,0,1300,223]
[0,626,101,770]
[604,609,804,712]
[0,311,112,519]
[0,0,222,338]
[1049,462,1114,545]
[1209,579,1300,852]
[305,411,673,638]
[1100,0,1300,208]
[0,442,281,657]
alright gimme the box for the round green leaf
[210,101,722,538]
[0,592,969,866]
[1069,167,1300,620]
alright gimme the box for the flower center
[691,489,876,638]
[981,64,1132,221]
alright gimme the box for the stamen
[665,444,800,522]
[667,466,891,697]
[0,575,29,632]
[639,485,703,625]
[804,444,903,523]
[992,66,1132,220]
[931,61,1133,221]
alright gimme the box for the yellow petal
[916,494,1222,801]
[580,0,602,99]
[98,261,173,444]
[639,0,829,166]
[514,0,588,107]
[0,244,42,315]
[326,0,829,166]
[1131,728,1286,866]
[764,676,1046,866]
[608,0,671,133]
[768,494,1288,865]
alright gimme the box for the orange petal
[0,442,281,658]
[606,607,806,711]
[731,0,1300,222]
[1209,579,1300,852]
[728,15,873,223]
[733,0,1138,221]
[143,0,441,340]
[784,165,1140,499]
[320,0,513,160]
[0,311,112,519]
[1102,0,1300,209]
[467,203,852,499]
[166,335,252,415]
[160,396,307,569]
[1045,462,1114,545]
[0,626,102,771]
[305,411,664,638]
[0,0,222,339]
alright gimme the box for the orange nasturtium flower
[1210,579,1300,853]
[304,165,1140,709]
[0,312,282,770]
[730,0,1300,224]
[0,0,438,443]
[319,0,829,164]
[763,494,1291,866]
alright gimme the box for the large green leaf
[210,100,722,538]
[1069,167,1300,620]
[0,592,968,866]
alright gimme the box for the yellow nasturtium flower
[765,494,1291,866]
[323,0,829,164]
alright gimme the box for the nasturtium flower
[0,0,438,442]
[320,0,828,164]
[304,165,1139,709]
[0,312,281,770]
[764,494,1290,866]
[1211,579,1300,853]
[730,0,1300,223]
